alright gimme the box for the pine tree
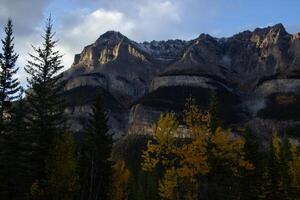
[80,93,113,200]
[0,19,20,132]
[25,16,65,186]
[208,90,221,134]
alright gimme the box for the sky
[0,0,300,85]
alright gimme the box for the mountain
[61,24,300,139]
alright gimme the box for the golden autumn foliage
[176,99,209,178]
[141,98,254,200]
[30,180,47,200]
[158,167,179,200]
[272,133,281,159]
[113,160,131,200]
[290,144,300,193]
[141,112,181,199]
[210,128,255,174]
[276,95,296,105]
[142,112,179,172]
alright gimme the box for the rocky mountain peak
[63,23,300,138]
[257,23,286,34]
[72,31,131,67]
[96,30,126,44]
[196,33,216,41]
[251,23,289,46]
[139,39,188,62]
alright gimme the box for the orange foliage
[276,95,296,105]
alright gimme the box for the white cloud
[56,1,182,68]
[0,0,51,35]
[14,31,43,87]
[138,1,181,22]
[56,8,136,69]
[0,0,241,86]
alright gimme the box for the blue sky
[46,0,300,39]
[0,0,300,83]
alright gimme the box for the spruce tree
[0,19,22,199]
[9,88,27,134]
[8,89,35,199]
[80,93,113,200]
[0,19,20,132]
[25,16,65,186]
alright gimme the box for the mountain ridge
[61,23,300,139]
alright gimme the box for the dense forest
[0,18,299,200]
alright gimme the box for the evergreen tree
[240,129,263,200]
[0,90,29,200]
[261,133,294,199]
[9,89,33,199]
[0,19,20,132]
[208,90,221,134]
[25,16,65,187]
[44,130,80,200]
[0,19,22,199]
[279,134,293,199]
[9,88,26,134]
[80,93,113,200]
[264,133,282,200]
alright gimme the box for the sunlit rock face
[61,24,300,139]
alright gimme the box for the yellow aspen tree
[158,167,179,200]
[208,128,254,200]
[112,160,131,200]
[290,144,300,193]
[210,128,254,174]
[142,112,179,172]
[175,98,210,199]
[272,133,281,159]
[142,112,180,200]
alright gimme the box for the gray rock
[60,25,300,139]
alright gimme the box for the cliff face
[61,24,300,139]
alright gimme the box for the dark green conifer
[0,19,22,199]
[240,129,263,200]
[208,90,221,134]
[80,93,113,200]
[279,134,293,199]
[25,16,65,186]
[45,130,80,200]
[0,19,20,132]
